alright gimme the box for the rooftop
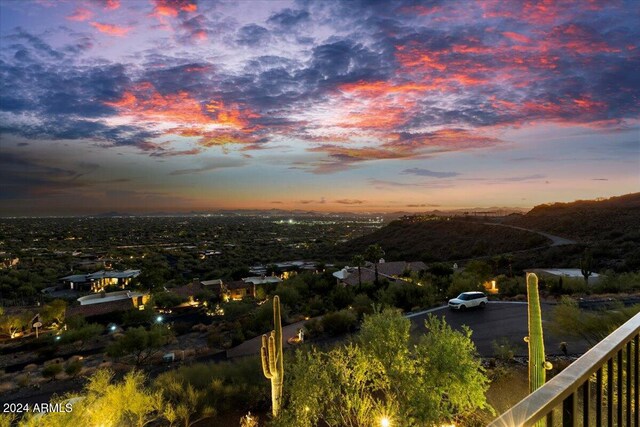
[77,290,148,306]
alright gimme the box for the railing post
[583,380,590,427]
[486,313,640,427]
[608,358,614,426]
[635,335,639,427]
[597,368,603,427]
[618,350,623,425]
[563,392,577,427]
[627,341,632,427]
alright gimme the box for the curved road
[408,302,588,357]
[481,222,577,246]
[227,302,591,359]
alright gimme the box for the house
[225,280,256,301]
[67,290,149,318]
[0,253,19,269]
[59,269,141,292]
[243,276,282,286]
[333,260,427,286]
[169,277,264,303]
[525,268,602,285]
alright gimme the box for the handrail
[488,311,640,427]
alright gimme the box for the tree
[364,244,385,286]
[351,254,365,286]
[35,370,163,427]
[580,249,593,286]
[58,323,103,350]
[42,299,67,326]
[278,309,490,426]
[107,325,173,365]
[122,303,156,326]
[550,298,640,346]
[155,375,215,427]
[0,313,28,339]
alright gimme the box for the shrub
[303,318,324,338]
[42,363,63,381]
[321,310,358,336]
[491,337,515,362]
[65,360,83,377]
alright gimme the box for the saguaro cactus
[261,295,284,417]
[525,273,552,395]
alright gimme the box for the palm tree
[351,254,365,286]
[364,244,385,286]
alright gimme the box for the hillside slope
[341,219,548,262]
[506,193,640,243]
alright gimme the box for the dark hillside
[505,193,640,271]
[506,193,640,243]
[340,219,548,262]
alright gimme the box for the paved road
[227,302,590,359]
[226,319,308,358]
[481,222,577,247]
[409,302,589,357]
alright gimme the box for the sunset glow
[0,0,638,215]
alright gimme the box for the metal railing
[489,311,640,427]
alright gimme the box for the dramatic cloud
[0,0,638,214]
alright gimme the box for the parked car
[448,291,488,310]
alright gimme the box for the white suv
[448,291,488,310]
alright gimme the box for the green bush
[321,309,358,336]
[303,318,324,338]
[42,363,63,381]
[65,360,82,377]
[153,291,186,308]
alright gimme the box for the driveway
[408,302,589,357]
[226,319,308,358]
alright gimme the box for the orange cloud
[67,7,93,21]
[105,82,262,147]
[503,31,531,44]
[151,0,197,18]
[90,22,132,37]
[395,45,447,71]
[339,80,436,95]
[385,129,503,151]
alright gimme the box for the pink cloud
[90,22,132,37]
[67,7,94,22]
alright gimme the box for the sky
[0,0,638,215]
